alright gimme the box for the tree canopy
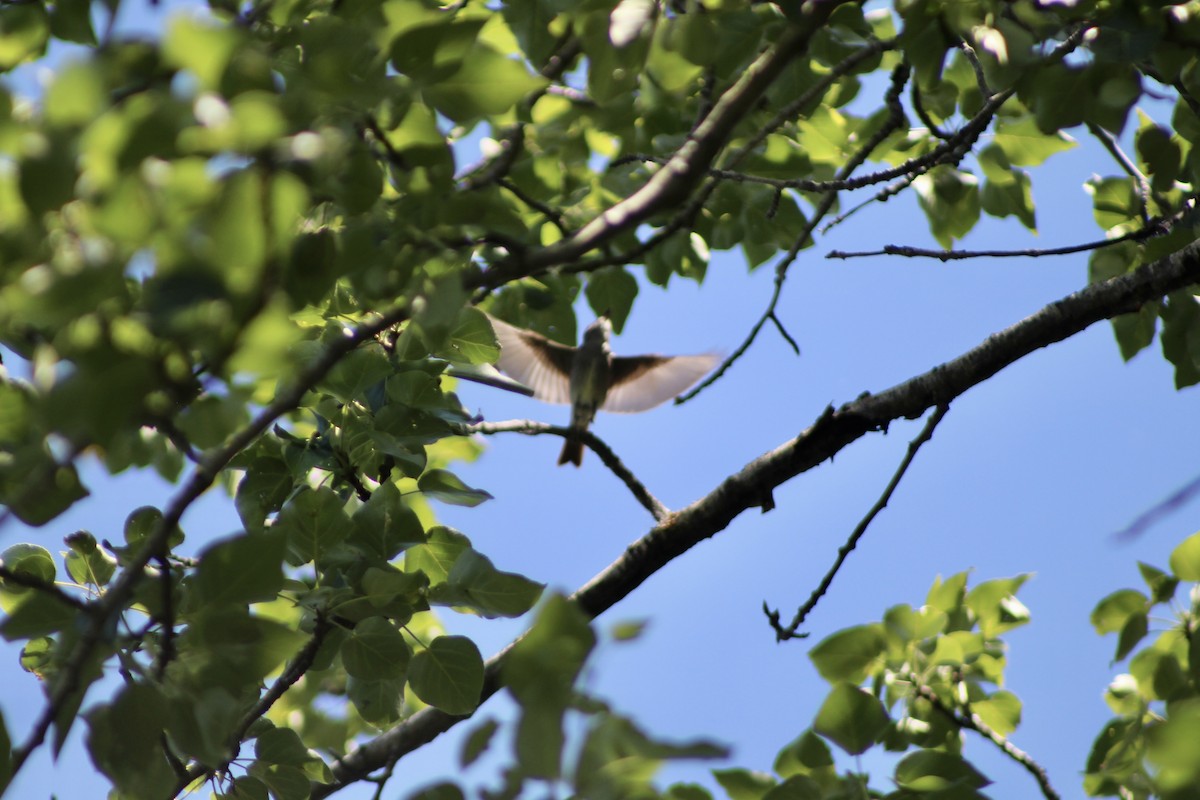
[2,0,1200,798]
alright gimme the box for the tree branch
[312,222,1200,800]
[826,210,1180,261]
[765,404,948,641]
[458,420,670,522]
[477,2,852,285]
[916,683,1060,800]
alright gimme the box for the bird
[488,314,719,466]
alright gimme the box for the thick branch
[313,232,1200,800]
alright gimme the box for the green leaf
[405,526,472,584]
[249,763,311,800]
[45,63,104,127]
[460,718,499,768]
[236,457,294,533]
[254,727,313,766]
[761,776,822,800]
[275,487,351,566]
[0,4,49,71]
[163,16,241,90]
[322,344,394,403]
[1090,589,1147,635]
[1160,292,1200,388]
[0,709,11,794]
[447,307,500,365]
[86,684,176,798]
[1138,562,1179,604]
[64,531,117,588]
[981,169,1036,231]
[418,469,493,507]
[347,676,405,724]
[348,481,425,560]
[442,549,543,618]
[712,769,776,800]
[0,591,77,640]
[408,635,485,715]
[914,167,981,249]
[808,624,886,684]
[1146,699,1200,790]
[1169,531,1200,580]
[406,783,466,800]
[1115,612,1149,662]
[196,531,286,606]
[971,690,1021,736]
[47,0,96,45]
[340,617,412,680]
[812,684,889,756]
[772,730,833,780]
[424,45,548,123]
[0,543,56,592]
[585,267,639,334]
[1137,123,1181,191]
[965,574,1031,638]
[894,750,990,792]
[991,115,1076,167]
[1085,176,1140,233]
[503,594,595,778]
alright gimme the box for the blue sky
[3,5,1199,799]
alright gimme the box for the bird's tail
[558,437,584,467]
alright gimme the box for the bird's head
[582,313,612,345]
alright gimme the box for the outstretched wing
[602,353,719,413]
[488,315,576,405]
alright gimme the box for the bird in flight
[488,314,719,466]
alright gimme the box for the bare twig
[765,404,949,641]
[916,683,1060,800]
[827,211,1179,261]
[459,419,670,522]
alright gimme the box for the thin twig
[958,41,993,98]
[1088,122,1154,223]
[458,419,670,522]
[820,173,918,234]
[765,405,949,641]
[916,683,1060,800]
[827,211,1180,261]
